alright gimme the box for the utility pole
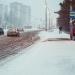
[70,0,73,39]
[45,0,47,31]
[48,8,51,30]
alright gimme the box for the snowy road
[0,29,75,75]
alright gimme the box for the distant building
[0,4,9,29]
[0,4,4,28]
[9,2,31,29]
[0,2,31,29]
[4,5,9,29]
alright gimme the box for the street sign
[70,11,75,19]
[70,16,75,19]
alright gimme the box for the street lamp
[48,8,51,30]
[45,0,47,31]
[70,0,73,39]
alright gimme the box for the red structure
[56,0,75,32]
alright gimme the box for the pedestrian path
[0,30,75,75]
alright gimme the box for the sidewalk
[0,30,75,75]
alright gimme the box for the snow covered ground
[38,29,70,41]
[0,29,75,75]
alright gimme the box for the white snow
[0,29,75,75]
[39,29,70,41]
[4,29,8,35]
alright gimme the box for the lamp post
[48,8,51,30]
[45,0,47,31]
[70,0,73,39]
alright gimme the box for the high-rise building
[0,4,4,28]
[9,2,31,29]
[4,5,9,29]
[0,4,9,29]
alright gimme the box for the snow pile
[38,29,70,41]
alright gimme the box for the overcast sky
[0,0,63,26]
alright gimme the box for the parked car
[0,28,4,35]
[7,29,20,37]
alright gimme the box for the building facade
[56,0,75,32]
[0,4,9,29]
[57,0,75,32]
[56,0,70,32]
[0,4,5,28]
[9,2,31,29]
[0,2,31,29]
